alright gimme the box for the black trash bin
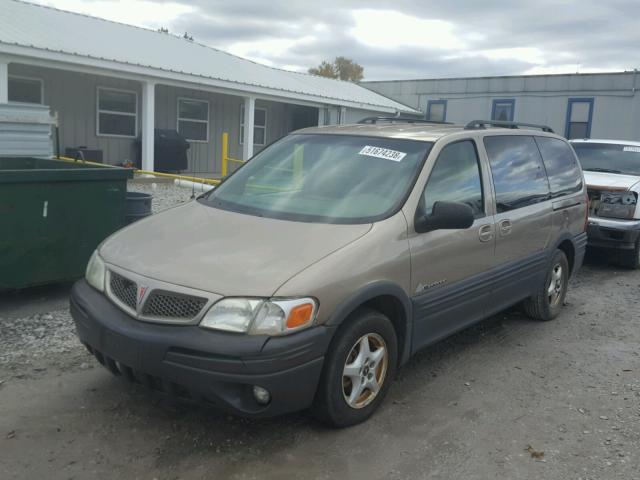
[125,191,153,224]
[135,129,190,172]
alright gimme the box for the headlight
[598,191,637,219]
[85,250,106,292]
[200,297,317,335]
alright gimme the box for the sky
[34,0,640,81]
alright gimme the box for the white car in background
[570,139,640,269]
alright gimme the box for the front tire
[312,308,397,428]
[523,250,569,321]
[620,238,640,269]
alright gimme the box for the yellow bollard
[221,132,229,177]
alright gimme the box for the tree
[308,57,364,82]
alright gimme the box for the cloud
[35,0,640,79]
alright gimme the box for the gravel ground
[128,180,210,213]
[1,253,639,480]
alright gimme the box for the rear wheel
[620,238,640,269]
[523,250,569,321]
[312,308,397,428]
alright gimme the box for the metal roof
[0,0,418,113]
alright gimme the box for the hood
[583,171,640,191]
[99,201,372,296]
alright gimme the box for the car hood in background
[99,201,372,296]
[583,171,640,191]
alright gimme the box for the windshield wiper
[583,167,622,174]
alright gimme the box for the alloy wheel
[342,333,389,409]
[547,263,564,307]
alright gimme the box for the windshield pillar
[242,96,256,160]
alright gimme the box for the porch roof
[0,0,419,114]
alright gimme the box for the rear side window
[484,136,550,213]
[535,137,583,197]
[422,140,484,218]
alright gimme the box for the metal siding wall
[344,108,388,124]
[155,86,291,174]
[10,63,140,165]
[365,72,640,141]
[8,64,297,174]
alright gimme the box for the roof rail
[358,116,454,125]
[464,120,555,133]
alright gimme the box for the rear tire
[523,250,569,321]
[620,239,640,269]
[312,308,397,428]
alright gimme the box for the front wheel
[620,238,640,269]
[523,249,569,321]
[312,308,397,428]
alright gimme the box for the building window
[177,98,209,142]
[97,87,137,138]
[240,105,267,145]
[8,76,43,104]
[565,98,594,139]
[491,99,515,122]
[426,100,447,122]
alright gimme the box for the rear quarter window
[535,137,583,197]
[483,135,550,213]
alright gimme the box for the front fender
[325,281,413,365]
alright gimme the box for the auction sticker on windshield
[359,145,407,162]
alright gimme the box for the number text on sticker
[359,145,407,162]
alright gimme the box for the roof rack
[464,120,555,133]
[358,116,454,125]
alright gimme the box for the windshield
[202,134,432,223]
[573,142,640,176]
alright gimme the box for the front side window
[8,76,43,104]
[97,87,137,137]
[484,135,550,213]
[421,140,484,218]
[240,106,267,145]
[535,137,583,196]
[426,100,447,122]
[565,98,593,139]
[203,134,432,223]
[178,98,209,142]
[492,99,515,122]
[573,142,640,176]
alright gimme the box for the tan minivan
[72,118,588,427]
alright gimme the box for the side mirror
[415,201,475,233]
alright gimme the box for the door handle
[478,224,493,242]
[499,219,512,236]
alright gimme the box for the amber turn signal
[286,303,314,329]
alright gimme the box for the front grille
[142,290,207,320]
[109,272,137,310]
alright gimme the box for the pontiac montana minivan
[71,118,588,427]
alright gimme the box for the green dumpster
[0,157,134,290]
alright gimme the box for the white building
[364,71,640,141]
[0,0,417,174]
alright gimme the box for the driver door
[408,139,496,351]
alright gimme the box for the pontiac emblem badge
[137,285,148,307]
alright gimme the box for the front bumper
[587,217,640,250]
[70,280,333,417]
